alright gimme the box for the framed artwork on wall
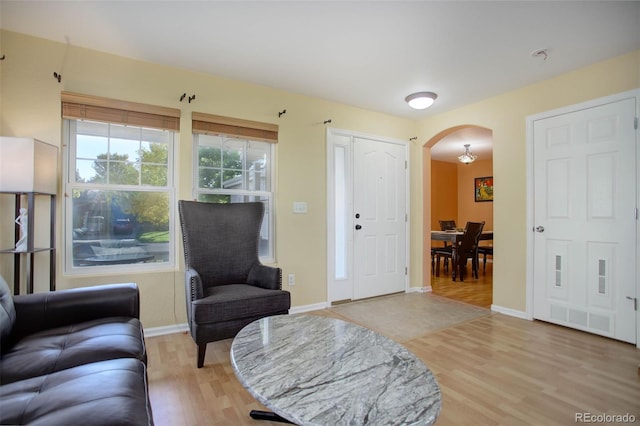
[474,176,493,202]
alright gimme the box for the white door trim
[326,127,410,304]
[525,88,640,348]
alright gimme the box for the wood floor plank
[146,292,640,425]
[402,315,640,426]
[430,261,493,308]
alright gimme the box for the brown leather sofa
[0,276,153,425]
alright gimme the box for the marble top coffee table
[230,314,441,425]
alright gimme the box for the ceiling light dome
[458,144,477,164]
[405,92,438,110]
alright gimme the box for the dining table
[431,230,493,280]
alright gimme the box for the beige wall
[0,30,416,327]
[1,30,638,326]
[419,50,640,311]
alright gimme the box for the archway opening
[422,125,494,308]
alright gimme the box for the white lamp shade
[0,137,58,194]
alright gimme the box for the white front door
[532,96,637,343]
[353,137,407,299]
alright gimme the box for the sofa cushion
[0,358,153,426]
[0,275,16,344]
[194,283,291,324]
[0,317,146,385]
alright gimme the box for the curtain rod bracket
[324,119,332,125]
[53,72,61,83]
[278,109,286,117]
[179,93,186,102]
[188,94,196,103]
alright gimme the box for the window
[192,113,277,261]
[62,92,179,273]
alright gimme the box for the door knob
[355,224,362,230]
[534,226,545,233]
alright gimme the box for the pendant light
[458,144,477,164]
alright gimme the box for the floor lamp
[0,137,58,294]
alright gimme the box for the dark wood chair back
[454,221,485,280]
[457,221,485,256]
[438,220,456,231]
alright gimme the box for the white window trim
[62,119,178,275]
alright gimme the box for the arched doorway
[423,125,494,308]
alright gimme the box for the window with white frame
[62,92,179,273]
[192,113,277,262]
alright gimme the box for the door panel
[533,97,636,343]
[353,137,406,299]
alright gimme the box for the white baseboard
[410,286,432,293]
[289,302,330,314]
[491,304,529,319]
[144,323,189,338]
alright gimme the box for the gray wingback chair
[178,200,290,368]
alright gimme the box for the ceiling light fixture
[458,144,477,164]
[405,92,437,110]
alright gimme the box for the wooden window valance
[61,92,181,131]
[192,112,278,143]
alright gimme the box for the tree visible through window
[65,120,175,271]
[195,134,274,260]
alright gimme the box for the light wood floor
[146,289,640,425]
[431,259,493,309]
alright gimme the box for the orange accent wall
[430,160,458,229]
[430,159,493,231]
[458,159,493,231]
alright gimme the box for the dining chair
[478,245,493,272]
[431,219,457,274]
[434,221,485,281]
[438,220,456,231]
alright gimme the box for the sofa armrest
[12,283,140,338]
[247,264,282,290]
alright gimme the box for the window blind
[192,112,278,143]
[61,92,180,131]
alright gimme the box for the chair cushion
[0,358,153,426]
[0,275,16,344]
[432,246,453,255]
[193,284,291,324]
[0,317,146,385]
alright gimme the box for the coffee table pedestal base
[250,410,294,424]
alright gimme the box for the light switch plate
[293,201,307,214]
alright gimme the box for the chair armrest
[11,283,140,338]
[247,264,282,290]
[185,267,204,301]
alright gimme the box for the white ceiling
[1,1,639,162]
[430,126,493,164]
